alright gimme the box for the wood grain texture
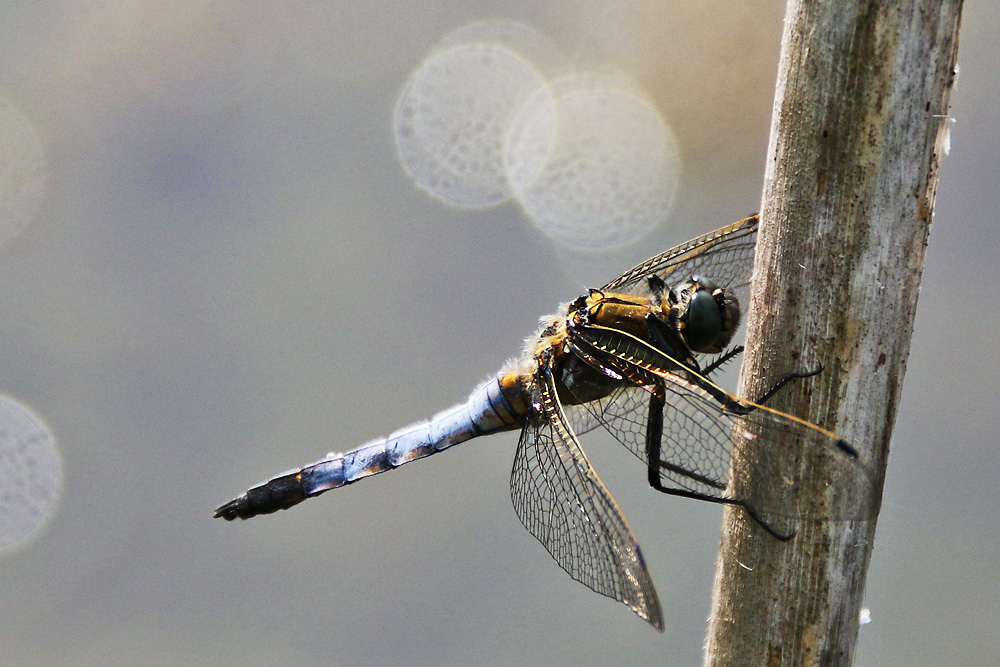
[705,1,963,665]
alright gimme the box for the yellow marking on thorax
[585,291,655,341]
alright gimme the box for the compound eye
[684,288,724,354]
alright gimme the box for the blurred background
[0,1,996,665]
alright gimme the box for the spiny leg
[701,345,744,377]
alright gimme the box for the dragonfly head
[671,276,741,354]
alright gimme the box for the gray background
[1,2,996,665]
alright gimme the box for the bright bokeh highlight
[0,398,62,552]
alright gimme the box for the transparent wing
[577,371,881,538]
[602,215,759,296]
[510,366,664,631]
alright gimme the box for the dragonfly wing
[602,215,758,294]
[510,366,664,631]
[573,384,652,463]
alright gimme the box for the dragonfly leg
[753,364,824,405]
[701,345,744,377]
[643,385,726,497]
[644,383,796,540]
[738,502,796,541]
[718,364,826,417]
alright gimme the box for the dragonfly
[215,215,880,630]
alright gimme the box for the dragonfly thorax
[670,276,741,354]
[578,290,654,341]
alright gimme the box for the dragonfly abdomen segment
[215,375,527,520]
